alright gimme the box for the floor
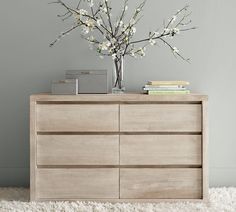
[0,187,236,212]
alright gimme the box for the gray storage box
[51,79,78,95]
[66,70,108,94]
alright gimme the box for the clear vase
[112,56,125,94]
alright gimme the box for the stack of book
[143,81,190,95]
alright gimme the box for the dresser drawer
[120,104,202,132]
[36,104,119,132]
[36,168,119,199]
[120,135,201,165]
[37,135,119,165]
[120,168,202,199]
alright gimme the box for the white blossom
[173,28,180,34]
[130,18,135,25]
[164,28,170,33]
[99,41,111,51]
[130,27,136,35]
[78,9,88,15]
[51,2,194,62]
[130,51,136,57]
[88,35,95,42]
[85,18,95,30]
[112,53,117,59]
[137,47,146,57]
[173,47,179,54]
[111,38,117,44]
[82,26,89,34]
[118,21,123,27]
[149,39,156,46]
[73,12,81,22]
[101,6,107,13]
[171,15,177,23]
[154,31,160,37]
[96,19,103,26]
[87,0,94,7]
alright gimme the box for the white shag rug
[0,188,236,212]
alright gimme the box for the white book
[143,87,187,91]
[145,85,185,88]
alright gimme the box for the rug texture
[0,187,236,212]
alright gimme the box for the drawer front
[36,169,119,199]
[37,135,119,165]
[120,168,202,199]
[36,104,119,132]
[120,135,202,165]
[120,104,202,132]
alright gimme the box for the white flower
[130,27,136,35]
[112,53,117,59]
[125,5,128,11]
[130,18,135,25]
[153,31,159,37]
[136,8,141,12]
[79,9,88,15]
[96,19,103,26]
[87,0,94,7]
[149,39,156,46]
[138,47,146,57]
[164,28,170,34]
[118,21,123,27]
[101,6,107,13]
[173,47,179,54]
[99,41,111,51]
[130,51,136,57]
[169,28,180,37]
[171,15,177,23]
[88,36,94,42]
[122,24,128,32]
[73,12,81,22]
[85,18,95,29]
[173,28,180,34]
[111,38,117,44]
[82,26,89,34]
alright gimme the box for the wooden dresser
[30,93,208,202]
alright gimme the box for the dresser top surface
[30,93,208,102]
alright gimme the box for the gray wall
[0,0,235,187]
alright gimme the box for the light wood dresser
[30,93,208,202]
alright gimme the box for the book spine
[148,90,190,95]
[148,81,190,86]
[145,85,185,88]
[143,87,187,91]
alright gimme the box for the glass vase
[112,56,125,94]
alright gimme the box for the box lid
[66,70,107,76]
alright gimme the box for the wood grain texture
[30,93,208,202]
[36,198,206,203]
[120,168,202,199]
[36,168,119,199]
[120,135,202,165]
[31,93,208,102]
[37,135,119,165]
[36,104,119,132]
[30,96,36,201]
[120,104,202,132]
[202,100,209,201]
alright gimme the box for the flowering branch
[49,0,196,62]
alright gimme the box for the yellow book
[148,81,190,86]
[148,90,190,95]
